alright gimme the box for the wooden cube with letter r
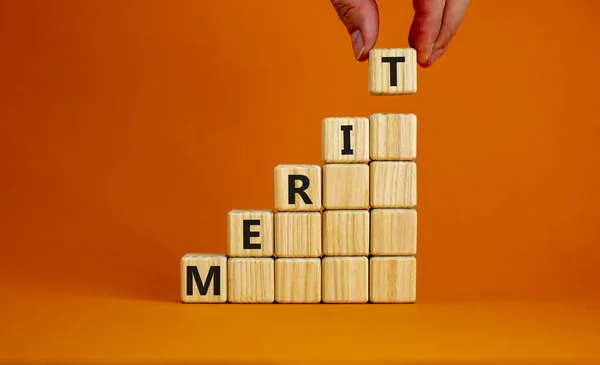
[274,165,321,211]
[181,254,227,303]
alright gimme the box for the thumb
[331,0,379,61]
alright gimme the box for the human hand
[331,0,469,67]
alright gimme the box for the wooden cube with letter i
[322,117,369,163]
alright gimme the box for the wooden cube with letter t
[227,210,273,257]
[274,165,321,211]
[181,254,227,303]
[369,48,417,95]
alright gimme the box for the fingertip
[427,45,448,66]
[351,30,366,60]
[356,45,371,62]
[331,0,379,62]
[416,50,431,67]
[357,8,379,61]
[410,37,433,67]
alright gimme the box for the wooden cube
[322,210,369,256]
[227,210,274,257]
[322,117,369,163]
[274,212,321,258]
[275,258,321,303]
[370,113,417,161]
[274,165,321,212]
[181,254,227,303]
[322,257,368,303]
[368,48,417,95]
[370,209,417,255]
[228,258,274,303]
[323,164,369,209]
[370,161,416,208]
[370,257,416,303]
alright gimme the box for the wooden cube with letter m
[181,254,227,303]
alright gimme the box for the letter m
[186,266,221,296]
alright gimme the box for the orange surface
[1,0,600,362]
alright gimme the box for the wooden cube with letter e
[227,210,273,257]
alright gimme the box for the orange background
[1,0,600,363]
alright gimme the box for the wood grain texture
[370,257,416,303]
[322,210,369,256]
[274,212,321,258]
[370,113,417,161]
[274,165,321,212]
[370,161,416,208]
[227,210,274,257]
[368,48,417,95]
[322,117,369,163]
[322,257,368,303]
[275,258,321,303]
[228,258,274,303]
[370,209,417,256]
[323,164,369,209]
[181,254,227,303]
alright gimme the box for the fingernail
[351,30,365,60]
[420,42,436,65]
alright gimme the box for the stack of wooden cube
[181,48,417,304]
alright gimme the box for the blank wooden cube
[181,254,227,303]
[369,48,417,95]
[323,164,369,209]
[371,209,417,255]
[228,258,274,303]
[274,212,321,257]
[275,258,321,303]
[323,210,369,256]
[370,113,417,161]
[370,161,416,208]
[227,210,274,257]
[274,165,321,212]
[322,257,368,303]
[322,117,369,163]
[370,257,416,303]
